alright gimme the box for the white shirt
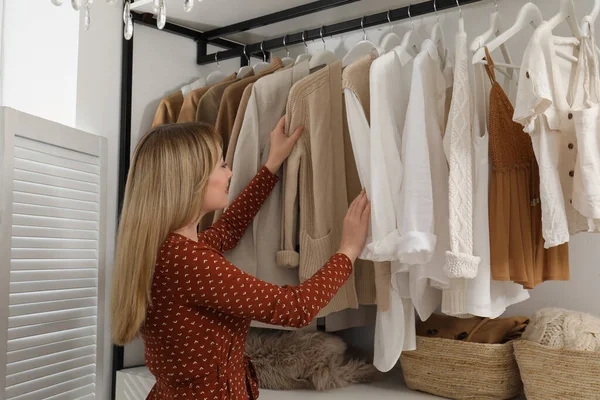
[401,39,452,320]
[513,24,600,248]
[367,46,417,373]
[368,47,414,261]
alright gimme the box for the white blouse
[513,24,600,248]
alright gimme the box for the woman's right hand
[338,190,371,263]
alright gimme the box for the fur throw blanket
[245,329,378,391]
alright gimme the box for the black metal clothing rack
[113,0,488,398]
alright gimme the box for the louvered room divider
[0,108,108,400]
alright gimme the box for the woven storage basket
[400,336,522,400]
[514,340,600,399]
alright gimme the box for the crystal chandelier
[50,0,202,39]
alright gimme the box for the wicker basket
[400,336,523,400]
[514,340,600,399]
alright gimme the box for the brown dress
[485,48,569,289]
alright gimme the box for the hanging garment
[486,47,570,289]
[212,83,256,225]
[441,29,481,317]
[401,38,453,320]
[513,23,600,248]
[342,54,382,307]
[277,61,360,317]
[195,77,239,126]
[177,73,237,123]
[181,77,207,98]
[215,57,284,156]
[446,58,529,318]
[225,61,310,290]
[226,83,255,167]
[152,92,184,128]
[369,47,417,373]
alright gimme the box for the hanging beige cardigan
[152,91,184,128]
[277,61,359,316]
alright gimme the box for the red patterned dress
[141,166,353,399]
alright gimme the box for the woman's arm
[200,166,277,252]
[169,245,353,328]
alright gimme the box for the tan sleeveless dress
[485,48,569,289]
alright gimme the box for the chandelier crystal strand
[71,0,81,10]
[51,0,64,6]
[84,3,91,31]
[153,0,160,13]
[124,0,133,40]
[184,0,194,12]
[157,0,167,29]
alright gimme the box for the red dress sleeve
[163,242,353,328]
[199,166,277,253]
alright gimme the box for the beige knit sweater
[277,61,359,316]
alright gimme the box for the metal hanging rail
[199,0,362,40]
[197,0,485,65]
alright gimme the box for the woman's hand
[338,190,371,263]
[265,116,304,174]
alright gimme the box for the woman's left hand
[265,116,304,174]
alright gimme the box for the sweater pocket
[298,229,334,282]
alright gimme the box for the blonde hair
[111,123,222,345]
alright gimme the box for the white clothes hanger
[342,16,382,68]
[380,10,403,53]
[399,4,421,57]
[470,0,514,80]
[430,0,447,63]
[281,35,295,67]
[206,53,229,85]
[310,26,339,69]
[253,42,271,74]
[581,0,600,37]
[546,0,581,39]
[473,1,578,68]
[237,46,253,79]
[295,31,312,65]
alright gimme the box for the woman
[111,118,370,399]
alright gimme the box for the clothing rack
[113,0,491,398]
[196,0,487,65]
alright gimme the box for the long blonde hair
[111,122,222,345]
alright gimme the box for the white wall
[74,3,123,399]
[1,0,79,126]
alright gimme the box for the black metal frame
[114,0,488,397]
[197,0,486,65]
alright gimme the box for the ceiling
[134,0,422,44]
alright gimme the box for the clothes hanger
[309,26,339,69]
[206,53,229,85]
[581,0,600,37]
[430,0,447,63]
[253,42,271,74]
[237,46,253,79]
[399,4,421,57]
[473,1,578,68]
[342,16,382,68]
[295,31,312,65]
[281,35,295,67]
[545,0,581,39]
[470,0,514,80]
[380,10,403,53]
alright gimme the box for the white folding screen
[0,108,107,400]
